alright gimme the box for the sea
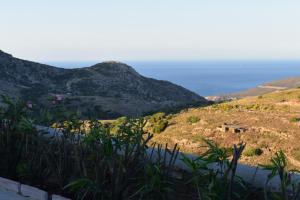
[46,60,300,97]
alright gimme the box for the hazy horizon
[44,59,300,69]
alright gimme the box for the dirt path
[258,85,287,90]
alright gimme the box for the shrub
[149,112,166,123]
[289,117,300,123]
[243,147,263,157]
[246,104,260,110]
[224,147,234,157]
[182,139,246,200]
[260,151,300,200]
[259,142,268,149]
[114,116,128,125]
[0,97,181,199]
[212,103,238,111]
[187,116,200,124]
[3,95,300,199]
[258,95,263,99]
[153,120,168,133]
[292,149,300,161]
[110,116,128,133]
[244,104,274,111]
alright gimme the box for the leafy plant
[153,120,168,133]
[139,143,179,200]
[289,117,300,123]
[149,112,166,123]
[2,95,300,200]
[243,147,263,157]
[187,116,200,124]
[260,151,300,200]
[110,116,128,133]
[182,139,246,200]
[63,118,176,200]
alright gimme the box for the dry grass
[150,88,300,169]
[74,89,300,169]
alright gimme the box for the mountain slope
[230,77,300,98]
[0,50,207,118]
[149,88,300,168]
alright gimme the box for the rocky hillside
[148,88,300,168]
[0,50,207,118]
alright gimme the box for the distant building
[205,96,237,103]
[217,123,246,134]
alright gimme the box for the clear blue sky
[1,0,300,61]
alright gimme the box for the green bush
[2,95,300,199]
[182,139,247,200]
[114,116,128,125]
[212,103,238,111]
[224,147,234,157]
[187,116,200,124]
[153,120,168,133]
[289,117,300,123]
[244,104,274,111]
[292,149,300,161]
[149,112,166,123]
[243,147,263,157]
[0,96,180,199]
[260,151,300,200]
[246,104,260,110]
[110,116,128,133]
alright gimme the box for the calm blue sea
[46,60,300,96]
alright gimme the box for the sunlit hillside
[149,88,300,168]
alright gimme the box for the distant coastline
[206,76,300,103]
[45,60,300,97]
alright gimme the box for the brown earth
[150,88,300,169]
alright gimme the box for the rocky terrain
[0,50,207,118]
[146,88,300,168]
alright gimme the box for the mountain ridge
[0,50,207,118]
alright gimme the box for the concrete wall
[0,177,70,200]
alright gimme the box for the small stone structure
[217,123,246,134]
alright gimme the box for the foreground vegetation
[0,96,300,199]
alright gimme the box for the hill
[0,50,207,118]
[147,88,300,168]
[230,77,300,98]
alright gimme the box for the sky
[1,0,300,62]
